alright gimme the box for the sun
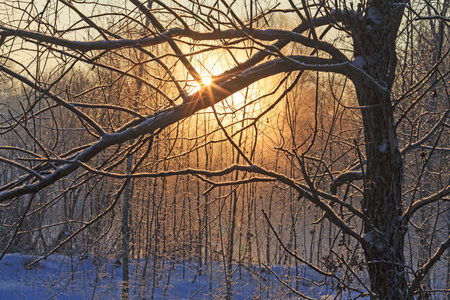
[189,76,213,94]
[202,76,212,86]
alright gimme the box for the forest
[0,0,449,299]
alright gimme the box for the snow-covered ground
[0,253,362,299]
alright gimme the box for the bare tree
[0,0,449,299]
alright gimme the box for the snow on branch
[0,156,44,182]
[331,171,364,194]
[415,15,450,24]
[401,111,449,155]
[403,184,450,223]
[0,26,182,51]
[0,64,105,137]
[407,234,450,299]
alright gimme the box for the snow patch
[363,232,384,251]
[363,231,373,244]
[0,253,368,299]
[379,139,389,153]
[352,56,367,69]
[366,7,383,24]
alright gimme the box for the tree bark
[352,1,408,298]
[358,83,408,299]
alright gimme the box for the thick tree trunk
[357,84,408,299]
[352,1,408,298]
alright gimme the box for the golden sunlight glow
[190,80,206,94]
[202,76,212,86]
[187,52,268,115]
[189,76,213,94]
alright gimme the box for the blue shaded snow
[0,253,364,299]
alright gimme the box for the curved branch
[407,235,450,299]
[0,65,105,137]
[0,50,367,202]
[331,171,364,194]
[262,209,337,279]
[403,184,450,224]
[0,156,44,182]
[0,25,181,51]
[129,0,202,82]
[400,111,449,155]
